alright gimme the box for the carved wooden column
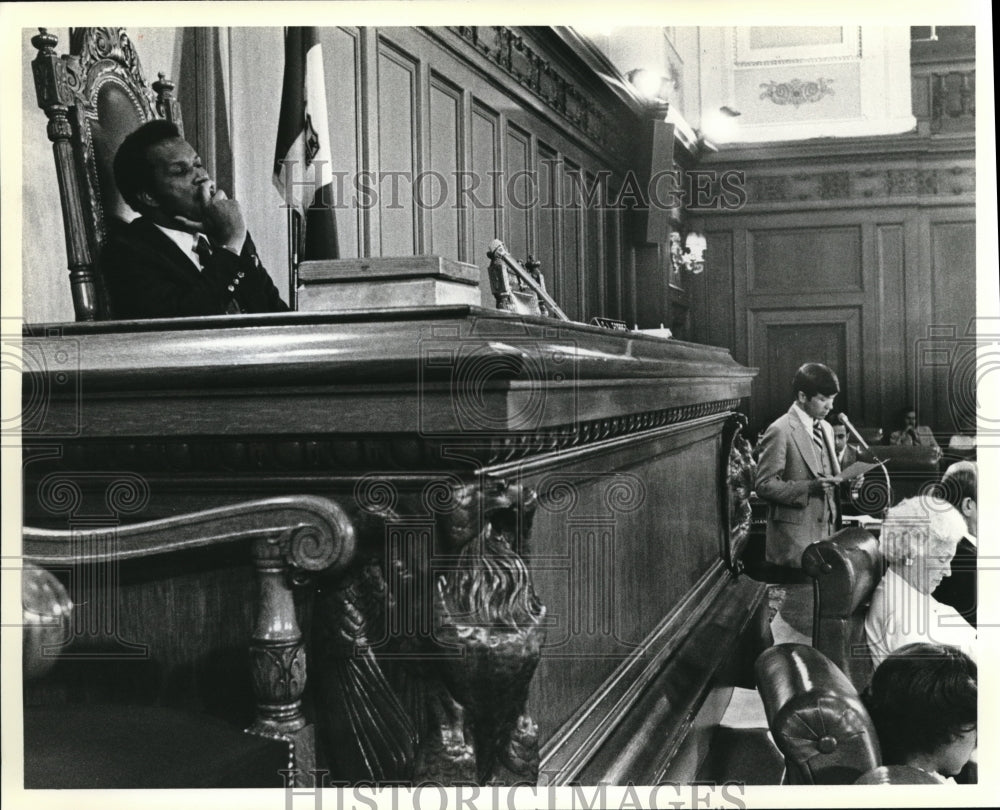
[247,500,357,783]
[31,29,98,321]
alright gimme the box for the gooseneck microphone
[837,412,870,450]
[837,412,892,517]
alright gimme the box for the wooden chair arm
[23,495,357,744]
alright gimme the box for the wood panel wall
[690,135,976,439]
[324,26,649,324]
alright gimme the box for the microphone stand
[837,414,892,518]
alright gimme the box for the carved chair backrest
[30,27,183,321]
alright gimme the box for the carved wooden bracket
[721,412,755,574]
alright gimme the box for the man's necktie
[908,427,921,444]
[194,235,212,269]
[813,420,827,467]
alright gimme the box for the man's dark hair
[113,119,182,212]
[792,363,839,398]
[863,643,976,768]
[897,404,918,425]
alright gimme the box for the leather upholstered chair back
[30,27,183,320]
[755,643,881,785]
[801,528,885,692]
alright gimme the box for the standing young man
[755,363,842,568]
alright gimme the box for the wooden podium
[21,306,765,786]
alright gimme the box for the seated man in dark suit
[103,120,289,318]
[932,461,977,627]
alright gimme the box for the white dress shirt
[865,567,977,666]
[153,223,206,272]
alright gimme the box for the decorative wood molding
[450,26,626,161]
[759,78,835,107]
[28,399,742,475]
[742,166,975,205]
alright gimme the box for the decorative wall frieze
[27,399,741,476]
[450,26,625,159]
[741,165,974,206]
[759,78,835,107]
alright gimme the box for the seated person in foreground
[864,495,975,666]
[103,120,289,318]
[932,461,978,627]
[888,405,941,459]
[862,642,977,783]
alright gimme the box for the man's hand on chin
[174,181,248,254]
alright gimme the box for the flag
[273,27,339,261]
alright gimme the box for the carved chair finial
[32,28,58,54]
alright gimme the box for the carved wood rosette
[311,476,547,785]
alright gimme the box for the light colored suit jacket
[754,405,841,567]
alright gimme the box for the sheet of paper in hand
[838,460,882,481]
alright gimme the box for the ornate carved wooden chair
[22,496,355,788]
[30,27,182,321]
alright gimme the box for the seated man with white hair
[865,495,976,666]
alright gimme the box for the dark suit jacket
[932,535,977,628]
[754,405,842,567]
[102,216,289,318]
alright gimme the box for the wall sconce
[670,230,707,274]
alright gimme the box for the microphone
[837,412,892,518]
[837,412,870,450]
